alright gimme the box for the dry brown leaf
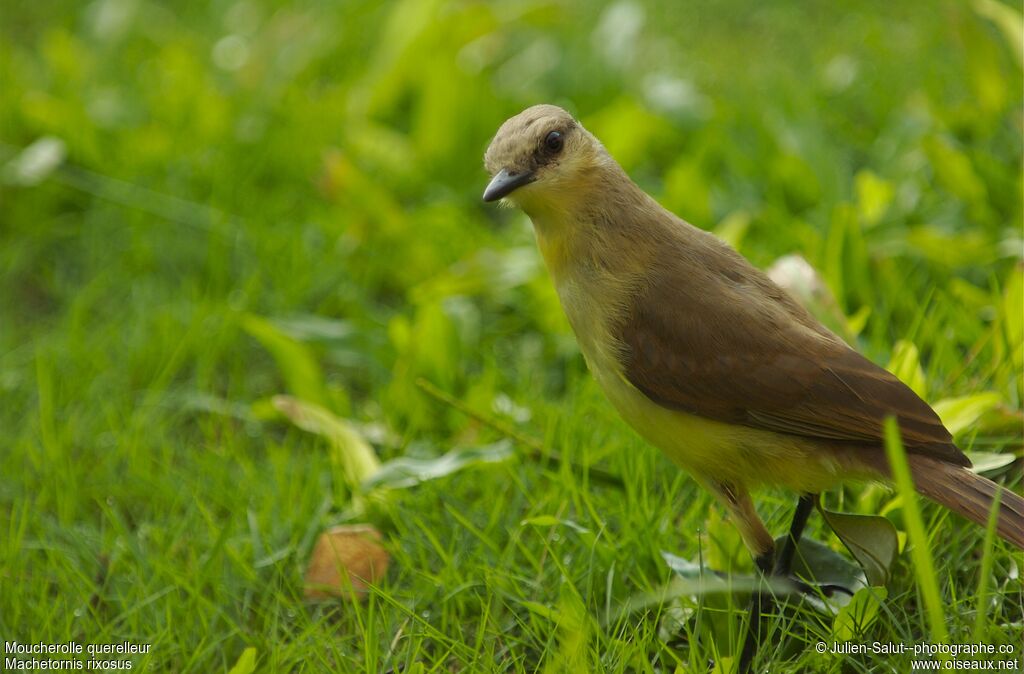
[304,524,390,600]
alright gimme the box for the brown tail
[908,454,1024,549]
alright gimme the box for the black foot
[738,494,819,674]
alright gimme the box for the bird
[481,103,1024,671]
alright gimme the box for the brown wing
[617,239,967,467]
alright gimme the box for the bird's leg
[737,493,818,674]
[706,481,775,674]
[773,493,817,577]
[770,493,853,598]
[707,481,776,567]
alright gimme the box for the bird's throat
[524,201,591,286]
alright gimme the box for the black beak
[482,168,535,202]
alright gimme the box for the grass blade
[883,416,948,646]
[971,487,1002,641]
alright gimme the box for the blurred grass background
[1,0,1022,671]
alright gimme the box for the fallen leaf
[362,440,513,490]
[274,395,381,487]
[304,524,390,600]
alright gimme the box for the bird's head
[482,105,606,214]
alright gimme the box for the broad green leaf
[832,587,888,640]
[273,395,381,487]
[658,552,804,596]
[818,507,899,587]
[784,536,866,598]
[362,441,512,490]
[661,551,705,579]
[618,560,812,638]
[623,569,755,609]
[966,452,1017,474]
[242,313,329,408]
[933,393,1002,435]
[227,648,257,674]
[886,340,927,399]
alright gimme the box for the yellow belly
[591,360,849,493]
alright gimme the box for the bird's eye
[544,130,564,153]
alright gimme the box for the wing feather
[616,234,967,467]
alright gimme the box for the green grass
[883,417,948,649]
[2,0,1022,671]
